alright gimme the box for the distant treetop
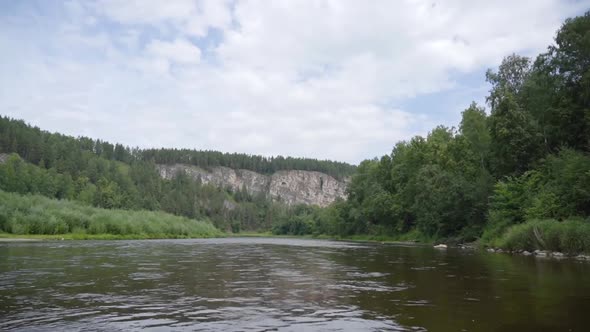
[0,116,356,180]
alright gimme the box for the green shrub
[494,219,590,254]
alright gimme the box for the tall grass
[0,190,221,238]
[489,219,590,254]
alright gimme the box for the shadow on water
[1,238,590,331]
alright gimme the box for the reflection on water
[1,237,590,331]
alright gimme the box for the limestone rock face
[156,164,348,207]
[269,170,347,206]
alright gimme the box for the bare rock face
[156,164,348,207]
[0,153,10,164]
[157,165,270,193]
[269,170,347,206]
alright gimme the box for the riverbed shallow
[1,237,589,331]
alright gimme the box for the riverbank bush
[488,219,590,254]
[0,190,221,238]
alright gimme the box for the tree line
[143,149,355,180]
[272,12,590,252]
[0,117,355,181]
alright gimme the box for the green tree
[460,102,490,170]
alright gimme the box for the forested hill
[0,117,355,180]
[0,115,354,232]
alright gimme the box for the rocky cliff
[156,164,348,207]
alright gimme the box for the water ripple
[3,237,586,331]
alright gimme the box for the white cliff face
[269,170,347,206]
[157,165,270,193]
[156,164,348,207]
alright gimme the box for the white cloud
[147,39,201,65]
[0,0,585,163]
[185,0,233,37]
[95,0,233,37]
[95,0,197,24]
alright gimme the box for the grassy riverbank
[3,190,589,255]
[0,190,221,239]
[482,219,590,254]
[0,233,219,241]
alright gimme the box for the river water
[1,238,589,331]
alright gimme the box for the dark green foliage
[271,205,318,235]
[483,149,590,242]
[532,12,590,152]
[0,154,75,200]
[460,102,491,170]
[306,123,494,241]
[540,150,590,217]
[488,91,542,177]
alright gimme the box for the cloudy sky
[0,1,585,164]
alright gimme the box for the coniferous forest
[1,12,590,252]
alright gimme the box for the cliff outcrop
[156,164,348,207]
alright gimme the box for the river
[1,238,589,331]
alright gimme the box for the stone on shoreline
[534,250,548,257]
[552,252,565,258]
[479,247,590,261]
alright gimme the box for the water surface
[1,238,590,331]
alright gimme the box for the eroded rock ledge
[156,164,348,207]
